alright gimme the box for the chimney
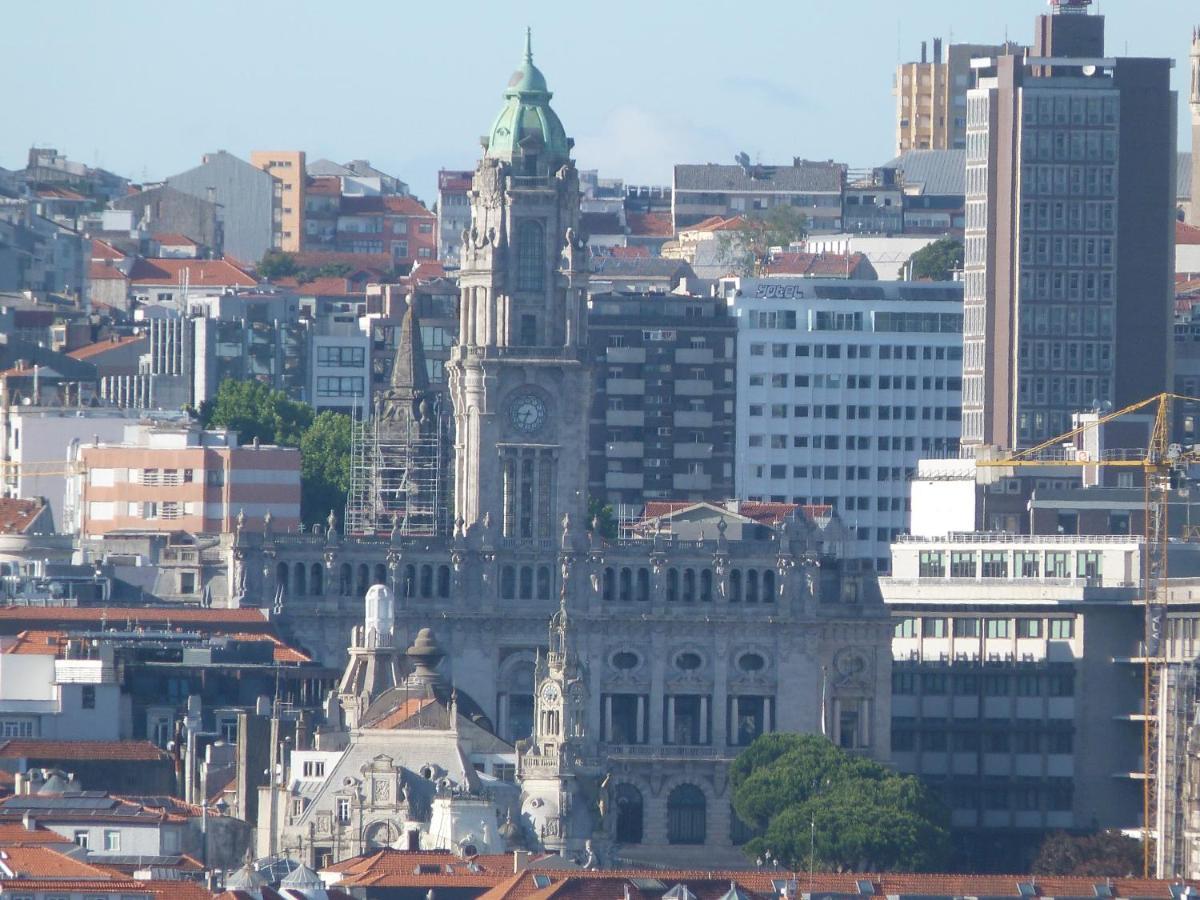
[920,41,927,64]
[933,38,943,63]
[22,811,35,831]
[513,850,531,873]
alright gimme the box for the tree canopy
[731,733,950,872]
[587,496,617,540]
[257,249,299,280]
[906,238,964,282]
[715,206,809,276]
[299,411,354,529]
[1032,830,1143,877]
[200,379,313,447]
[199,380,353,528]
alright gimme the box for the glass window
[516,220,545,291]
[1045,551,1069,578]
[950,551,977,578]
[894,617,917,638]
[1016,618,1042,639]
[922,617,947,638]
[981,551,1008,578]
[919,551,945,578]
[1049,619,1075,640]
[1075,551,1101,580]
[986,619,1011,639]
[1015,551,1040,577]
[953,618,980,638]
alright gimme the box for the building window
[336,797,351,824]
[74,830,89,848]
[615,784,644,843]
[104,829,120,851]
[516,220,545,291]
[81,686,96,709]
[302,760,325,778]
[985,619,1011,639]
[667,784,706,845]
[1049,619,1075,640]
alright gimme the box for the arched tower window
[516,220,545,292]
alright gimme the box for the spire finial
[524,27,533,63]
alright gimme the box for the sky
[2,0,1197,204]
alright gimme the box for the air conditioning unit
[1004,652,1015,662]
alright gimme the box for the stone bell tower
[446,30,591,539]
[518,580,601,857]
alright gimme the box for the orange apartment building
[75,422,300,537]
[251,150,306,252]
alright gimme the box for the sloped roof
[762,251,873,278]
[91,239,126,261]
[674,161,844,194]
[882,149,966,196]
[0,498,47,535]
[88,261,129,281]
[127,257,257,288]
[590,257,694,279]
[0,740,168,762]
[1178,220,1200,246]
[152,232,198,246]
[626,211,673,237]
[66,334,146,360]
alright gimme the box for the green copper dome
[484,29,572,165]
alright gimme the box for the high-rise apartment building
[960,1,1176,450]
[894,39,1022,154]
[586,292,736,512]
[251,150,306,252]
[731,277,963,571]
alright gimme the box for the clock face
[540,682,561,704]
[509,393,547,434]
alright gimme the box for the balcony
[606,442,644,458]
[674,443,713,460]
[673,473,712,491]
[674,410,712,428]
[606,473,644,490]
[675,380,713,397]
[606,378,645,394]
[675,348,714,364]
[605,410,644,427]
[606,347,646,364]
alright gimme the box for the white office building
[730,276,963,570]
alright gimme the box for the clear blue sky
[3,0,1196,204]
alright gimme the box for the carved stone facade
[230,35,892,867]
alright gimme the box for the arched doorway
[614,784,643,844]
[667,784,706,845]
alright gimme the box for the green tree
[906,238,964,282]
[299,411,353,529]
[258,249,299,280]
[205,379,313,447]
[1032,830,1143,877]
[587,496,617,540]
[731,733,951,872]
[715,206,809,276]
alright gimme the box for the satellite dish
[1082,65,1097,76]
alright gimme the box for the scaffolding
[1158,659,1200,878]
[344,395,449,538]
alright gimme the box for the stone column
[666,696,676,745]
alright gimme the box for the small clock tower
[446,30,591,539]
[518,591,601,856]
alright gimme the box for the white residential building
[731,276,963,570]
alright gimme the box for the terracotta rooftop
[762,251,870,277]
[0,498,45,535]
[34,186,88,201]
[0,821,75,845]
[0,740,169,762]
[363,697,437,730]
[477,870,1200,900]
[306,175,342,195]
[0,844,120,879]
[127,257,257,288]
[1178,220,1200,245]
[608,246,650,259]
[383,195,435,217]
[326,849,526,888]
[152,232,198,246]
[66,334,146,360]
[88,261,130,281]
[5,630,66,655]
[626,211,674,237]
[91,239,126,261]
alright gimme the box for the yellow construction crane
[976,392,1200,877]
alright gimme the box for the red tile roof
[1178,220,1200,245]
[127,257,257,288]
[66,334,146,360]
[687,215,749,233]
[91,239,126,261]
[152,232,199,246]
[383,195,435,217]
[0,606,272,631]
[0,498,46,535]
[89,261,130,281]
[5,630,66,655]
[306,175,342,195]
[0,844,119,878]
[272,275,361,297]
[626,212,673,237]
[326,849,524,888]
[0,822,75,845]
[0,740,168,762]
[365,697,437,729]
[762,251,870,277]
[608,246,650,259]
[35,186,88,201]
